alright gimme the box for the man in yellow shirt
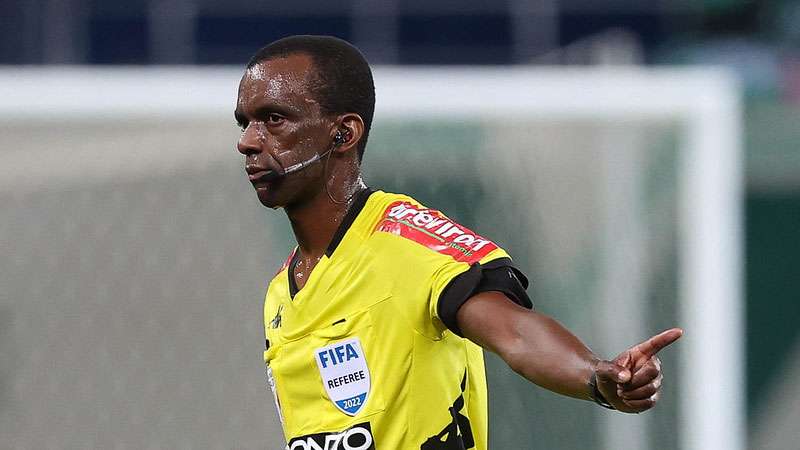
[234,35,682,450]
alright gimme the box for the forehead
[237,53,319,110]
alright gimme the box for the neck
[285,173,366,258]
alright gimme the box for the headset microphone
[262,130,347,181]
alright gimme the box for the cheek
[296,135,317,151]
[266,123,300,159]
[278,122,325,159]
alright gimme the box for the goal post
[372,66,744,450]
[0,66,743,450]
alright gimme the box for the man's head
[235,35,374,209]
[246,35,375,161]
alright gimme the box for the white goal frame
[0,66,743,450]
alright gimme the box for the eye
[266,113,285,125]
[236,121,247,131]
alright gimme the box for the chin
[256,188,285,210]
[254,179,321,210]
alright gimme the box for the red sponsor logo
[375,201,497,263]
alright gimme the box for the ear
[333,113,365,156]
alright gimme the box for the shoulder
[368,191,505,265]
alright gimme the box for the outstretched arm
[456,291,682,413]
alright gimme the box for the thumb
[595,360,631,384]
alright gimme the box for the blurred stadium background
[0,1,798,449]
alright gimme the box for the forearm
[458,293,598,400]
[500,311,598,400]
[458,291,682,413]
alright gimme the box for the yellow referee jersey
[263,189,531,450]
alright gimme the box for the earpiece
[334,129,348,146]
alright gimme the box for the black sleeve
[437,257,533,337]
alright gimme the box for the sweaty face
[235,54,334,209]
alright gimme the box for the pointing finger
[634,328,683,358]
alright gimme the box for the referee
[235,35,683,450]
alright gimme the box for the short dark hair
[246,35,375,162]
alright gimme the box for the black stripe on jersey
[437,257,533,337]
[288,250,301,299]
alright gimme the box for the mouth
[245,165,282,186]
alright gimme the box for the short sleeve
[436,257,533,337]
[369,195,532,338]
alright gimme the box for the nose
[237,124,264,156]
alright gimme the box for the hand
[593,328,683,413]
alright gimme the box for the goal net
[0,67,743,450]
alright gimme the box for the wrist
[588,370,616,410]
[584,358,602,401]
